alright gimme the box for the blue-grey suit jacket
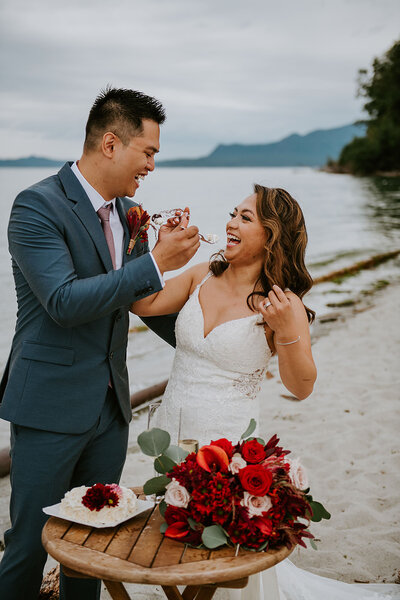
[0,162,175,434]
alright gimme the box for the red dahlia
[81,483,120,512]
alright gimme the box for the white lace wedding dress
[153,273,399,600]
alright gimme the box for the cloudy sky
[0,0,399,160]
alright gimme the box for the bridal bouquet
[138,420,330,551]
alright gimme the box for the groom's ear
[102,131,118,158]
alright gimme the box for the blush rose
[164,478,191,508]
[287,458,309,490]
[241,491,272,517]
[229,453,247,474]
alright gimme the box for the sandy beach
[0,281,399,598]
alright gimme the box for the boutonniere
[126,205,151,255]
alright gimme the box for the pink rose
[240,491,272,517]
[164,478,191,508]
[229,453,247,474]
[287,457,309,490]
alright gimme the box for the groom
[0,87,200,599]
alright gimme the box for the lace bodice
[152,272,272,444]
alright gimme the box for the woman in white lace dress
[131,185,398,600]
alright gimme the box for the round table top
[42,490,293,586]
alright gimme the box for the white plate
[42,498,155,529]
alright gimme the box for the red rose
[241,440,266,463]
[197,444,229,473]
[211,438,235,459]
[239,465,272,496]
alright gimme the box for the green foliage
[158,500,168,516]
[309,500,331,522]
[137,428,171,457]
[339,40,400,174]
[201,524,228,549]
[241,418,257,439]
[154,454,177,475]
[163,445,189,463]
[143,475,171,496]
[160,522,168,534]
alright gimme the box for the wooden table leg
[104,580,131,600]
[193,587,218,600]
[162,585,184,600]
[182,586,202,600]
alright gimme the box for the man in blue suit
[0,87,200,599]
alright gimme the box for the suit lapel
[116,198,130,264]
[58,163,114,272]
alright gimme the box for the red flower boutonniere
[126,205,151,255]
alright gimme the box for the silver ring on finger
[264,300,272,309]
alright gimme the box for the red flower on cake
[81,483,120,511]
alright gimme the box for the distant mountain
[157,123,366,167]
[0,156,65,167]
[0,123,365,168]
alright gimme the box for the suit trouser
[0,387,129,600]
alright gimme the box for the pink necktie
[97,205,116,270]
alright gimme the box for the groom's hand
[152,219,200,273]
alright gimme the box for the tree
[338,40,400,174]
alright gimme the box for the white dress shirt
[71,162,163,284]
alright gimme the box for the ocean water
[0,166,399,390]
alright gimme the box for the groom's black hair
[84,85,166,151]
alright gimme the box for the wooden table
[42,489,293,600]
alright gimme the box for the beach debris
[313,249,400,285]
[39,565,59,599]
[280,394,301,402]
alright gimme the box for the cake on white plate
[60,483,137,525]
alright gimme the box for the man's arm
[8,190,163,328]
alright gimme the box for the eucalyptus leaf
[310,539,318,550]
[143,475,170,496]
[164,445,189,464]
[256,541,269,552]
[137,428,171,457]
[188,517,198,531]
[158,500,167,517]
[160,522,168,534]
[154,454,177,474]
[201,525,228,549]
[310,501,331,522]
[240,418,256,440]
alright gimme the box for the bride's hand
[258,285,300,343]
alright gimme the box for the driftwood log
[0,379,168,478]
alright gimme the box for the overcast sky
[0,0,399,160]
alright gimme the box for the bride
[131,185,398,600]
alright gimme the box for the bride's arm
[131,262,209,316]
[259,286,317,400]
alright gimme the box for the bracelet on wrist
[275,335,301,346]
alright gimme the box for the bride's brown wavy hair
[209,184,315,323]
